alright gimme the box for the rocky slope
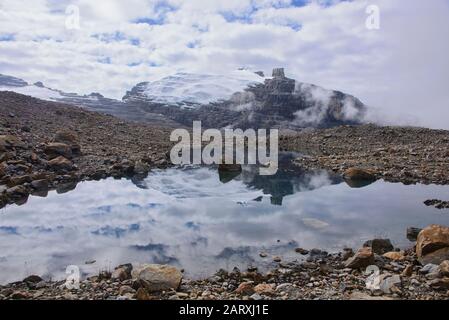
[280,124,449,185]
[0,74,180,127]
[0,91,173,209]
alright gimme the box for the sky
[0,0,448,129]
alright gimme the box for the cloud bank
[0,0,448,128]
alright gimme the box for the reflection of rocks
[407,227,422,242]
[218,168,242,184]
[424,199,449,210]
[215,153,343,205]
[343,168,377,181]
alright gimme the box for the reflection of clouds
[1,167,449,284]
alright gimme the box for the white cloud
[0,0,448,129]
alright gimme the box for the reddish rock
[47,156,74,171]
[44,143,72,160]
[345,247,375,269]
[416,225,449,264]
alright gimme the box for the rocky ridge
[280,124,449,185]
[0,91,173,208]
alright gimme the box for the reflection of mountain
[220,153,343,205]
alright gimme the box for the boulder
[54,130,81,154]
[30,179,49,191]
[383,251,406,261]
[344,247,375,269]
[363,239,394,255]
[44,143,72,160]
[6,185,28,200]
[420,247,449,265]
[132,264,182,292]
[343,168,376,181]
[112,264,133,281]
[47,156,74,172]
[416,224,449,264]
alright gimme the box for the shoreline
[1,225,449,300]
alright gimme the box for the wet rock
[44,143,72,160]
[343,168,376,181]
[416,224,449,264]
[132,264,182,292]
[407,227,422,242]
[47,156,74,172]
[363,239,394,255]
[344,247,375,269]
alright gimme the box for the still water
[1,163,449,284]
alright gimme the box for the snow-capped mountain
[0,69,367,129]
[123,70,266,107]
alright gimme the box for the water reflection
[0,163,449,284]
